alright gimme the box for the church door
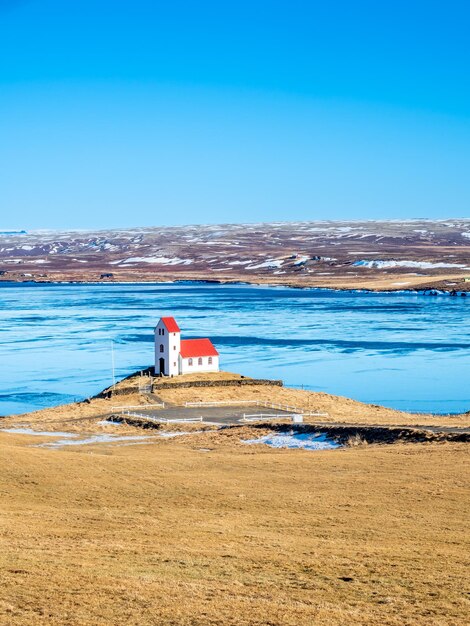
[159,357,165,375]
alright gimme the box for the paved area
[111,405,470,433]
[117,405,294,425]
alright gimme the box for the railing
[260,402,306,413]
[167,417,204,423]
[241,413,290,422]
[116,410,202,424]
[184,399,328,416]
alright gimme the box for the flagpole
[111,339,116,391]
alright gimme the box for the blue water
[0,282,468,416]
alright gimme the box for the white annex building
[154,316,219,376]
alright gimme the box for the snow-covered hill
[1,219,469,290]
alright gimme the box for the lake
[0,282,468,416]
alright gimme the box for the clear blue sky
[1,0,469,229]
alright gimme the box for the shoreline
[1,277,469,295]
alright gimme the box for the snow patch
[124,256,193,265]
[243,432,340,451]
[246,259,284,270]
[39,434,150,448]
[1,428,77,438]
[110,256,194,266]
[353,259,470,270]
[293,255,309,265]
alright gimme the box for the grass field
[1,427,469,625]
[1,374,469,625]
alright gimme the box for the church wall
[154,321,181,376]
[180,355,219,375]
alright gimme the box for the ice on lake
[0,282,469,415]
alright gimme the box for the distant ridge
[0,220,469,292]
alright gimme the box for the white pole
[111,339,116,391]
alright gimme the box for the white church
[154,316,219,376]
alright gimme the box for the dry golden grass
[2,373,468,623]
[0,428,468,626]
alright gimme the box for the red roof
[180,338,219,358]
[160,316,180,332]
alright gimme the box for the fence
[116,410,202,424]
[241,413,291,422]
[184,399,328,417]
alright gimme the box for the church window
[198,357,203,365]
[208,357,212,365]
[188,358,193,366]
[160,344,164,353]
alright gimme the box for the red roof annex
[180,338,219,358]
[160,316,180,333]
